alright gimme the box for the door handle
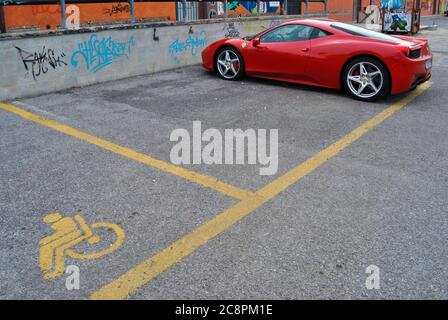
[301,48,310,52]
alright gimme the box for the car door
[246,24,313,80]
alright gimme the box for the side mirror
[252,38,260,47]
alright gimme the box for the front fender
[201,39,248,71]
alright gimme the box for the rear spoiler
[393,35,429,45]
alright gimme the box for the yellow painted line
[91,82,431,300]
[0,102,255,201]
[91,198,264,300]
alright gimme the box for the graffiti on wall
[207,1,218,19]
[217,1,280,15]
[223,22,241,38]
[71,33,136,74]
[168,30,208,63]
[262,19,282,30]
[227,1,261,14]
[269,19,282,28]
[383,10,411,32]
[103,3,130,16]
[15,46,67,81]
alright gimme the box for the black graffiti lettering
[15,46,67,81]
[103,3,130,17]
[224,22,241,38]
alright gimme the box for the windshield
[331,22,400,43]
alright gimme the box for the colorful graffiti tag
[168,30,208,63]
[384,9,411,32]
[71,33,136,74]
[219,1,280,15]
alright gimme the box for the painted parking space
[2,21,447,298]
[0,107,236,299]
[0,80,431,299]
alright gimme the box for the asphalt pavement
[1,17,447,299]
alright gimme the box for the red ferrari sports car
[201,19,432,101]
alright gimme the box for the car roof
[279,18,339,31]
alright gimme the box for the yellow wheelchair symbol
[39,212,125,280]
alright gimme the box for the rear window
[331,22,399,43]
[310,28,332,39]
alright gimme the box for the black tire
[342,56,391,102]
[215,46,245,81]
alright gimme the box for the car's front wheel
[215,47,244,81]
[342,57,390,102]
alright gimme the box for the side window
[310,28,332,40]
[260,24,314,43]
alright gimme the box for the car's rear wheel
[342,57,390,102]
[216,47,244,80]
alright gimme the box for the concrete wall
[0,15,306,101]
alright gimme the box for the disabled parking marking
[0,102,255,201]
[91,82,431,300]
[39,212,125,280]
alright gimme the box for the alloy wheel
[347,62,384,99]
[217,49,240,80]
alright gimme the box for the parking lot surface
[1,18,448,299]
